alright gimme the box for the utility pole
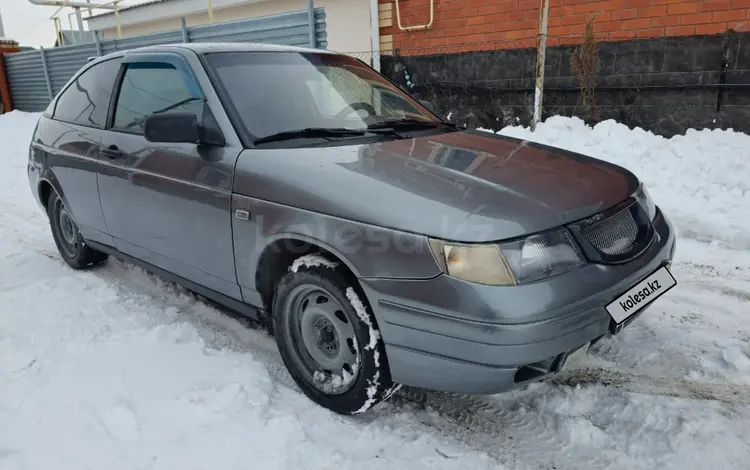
[532,0,550,131]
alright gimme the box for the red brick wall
[378,0,749,55]
[0,43,21,113]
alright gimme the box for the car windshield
[203,51,441,141]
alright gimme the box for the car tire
[272,258,400,415]
[47,191,108,269]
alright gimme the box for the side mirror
[144,112,200,144]
[419,100,436,112]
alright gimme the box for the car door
[97,52,242,299]
[36,56,122,247]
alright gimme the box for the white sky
[1,0,150,47]
[1,0,58,47]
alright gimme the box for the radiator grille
[581,208,639,256]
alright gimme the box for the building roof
[87,0,172,19]
[87,0,263,20]
[84,0,268,30]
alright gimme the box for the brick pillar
[0,40,20,114]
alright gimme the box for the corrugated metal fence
[5,8,327,112]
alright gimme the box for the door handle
[100,145,123,159]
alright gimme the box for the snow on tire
[271,254,398,415]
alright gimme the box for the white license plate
[606,266,677,324]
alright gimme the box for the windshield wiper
[253,121,451,145]
[253,127,371,145]
[366,118,456,131]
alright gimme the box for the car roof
[95,42,339,62]
[176,42,338,55]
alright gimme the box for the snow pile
[490,117,750,251]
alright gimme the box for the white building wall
[92,0,372,54]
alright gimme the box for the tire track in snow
[88,257,750,470]
[549,365,749,405]
[379,359,749,467]
[682,279,750,303]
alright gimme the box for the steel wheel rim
[56,200,78,258]
[283,284,361,395]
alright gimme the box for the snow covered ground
[1,111,749,470]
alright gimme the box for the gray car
[27,42,677,415]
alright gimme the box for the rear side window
[53,57,122,128]
[111,62,203,134]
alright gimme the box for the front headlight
[429,228,585,286]
[633,183,657,220]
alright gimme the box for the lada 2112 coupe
[28,43,677,415]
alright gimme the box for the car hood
[234,129,639,242]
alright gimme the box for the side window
[53,58,122,128]
[111,62,203,134]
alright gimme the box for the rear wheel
[272,259,399,415]
[47,191,108,269]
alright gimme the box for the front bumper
[360,208,677,394]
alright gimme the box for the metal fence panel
[99,30,184,56]
[44,43,99,96]
[5,8,327,112]
[5,51,49,112]
[188,8,327,48]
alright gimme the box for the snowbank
[487,117,750,251]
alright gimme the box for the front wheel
[47,191,108,269]
[272,259,399,415]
